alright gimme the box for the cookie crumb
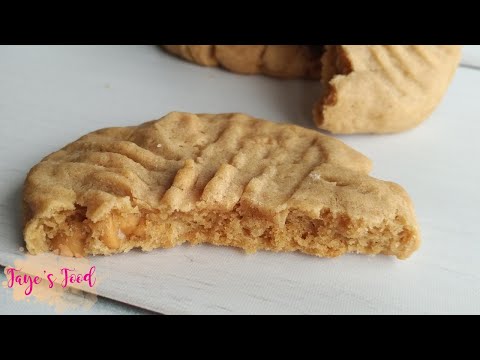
[117,229,126,241]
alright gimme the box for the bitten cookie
[315,45,462,133]
[163,45,461,134]
[24,112,420,259]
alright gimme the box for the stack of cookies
[22,45,462,260]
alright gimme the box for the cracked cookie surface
[23,112,420,259]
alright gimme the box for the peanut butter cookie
[315,45,462,133]
[163,45,323,79]
[24,112,420,259]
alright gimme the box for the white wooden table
[1,45,479,315]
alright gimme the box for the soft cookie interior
[30,200,418,260]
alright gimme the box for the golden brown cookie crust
[24,112,420,259]
[314,45,462,134]
[163,45,323,79]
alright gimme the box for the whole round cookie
[163,45,462,134]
